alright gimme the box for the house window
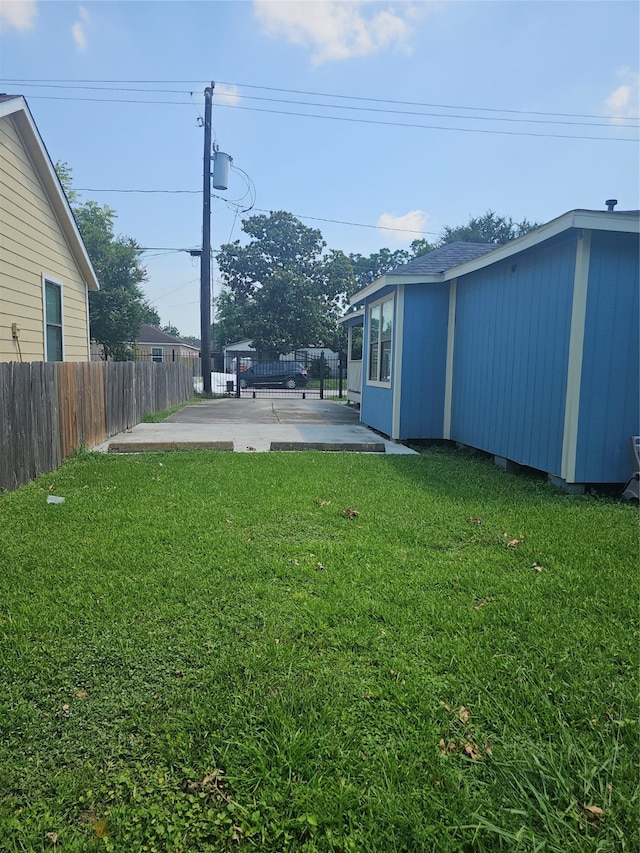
[368,296,393,383]
[44,279,63,362]
[151,348,163,363]
[350,326,363,361]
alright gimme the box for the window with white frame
[44,278,63,362]
[368,296,393,383]
[151,347,163,363]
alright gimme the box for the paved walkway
[98,399,417,455]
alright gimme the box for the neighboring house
[348,208,639,489]
[0,95,99,362]
[135,324,200,362]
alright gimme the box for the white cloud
[253,0,425,64]
[71,6,90,52]
[214,83,242,106]
[377,210,429,242]
[603,68,639,122]
[0,0,37,31]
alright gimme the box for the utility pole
[200,82,214,393]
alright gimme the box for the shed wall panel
[399,283,449,438]
[451,237,576,474]
[574,230,640,482]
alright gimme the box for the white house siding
[0,114,90,362]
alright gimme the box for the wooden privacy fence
[0,361,193,493]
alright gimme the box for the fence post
[338,350,343,399]
[319,352,325,400]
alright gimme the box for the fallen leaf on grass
[468,517,483,525]
[463,742,482,761]
[75,691,88,698]
[45,832,58,845]
[459,706,470,724]
[583,805,605,821]
[505,536,524,548]
[439,701,452,712]
[315,499,332,506]
[343,507,359,519]
[315,562,325,571]
[474,597,493,610]
[93,817,109,838]
[531,562,544,572]
[231,825,244,842]
[246,446,256,451]
[57,704,70,718]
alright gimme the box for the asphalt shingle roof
[386,241,499,276]
[137,324,198,348]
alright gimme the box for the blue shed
[349,209,639,489]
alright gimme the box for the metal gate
[216,350,345,399]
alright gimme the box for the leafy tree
[348,248,411,291]
[409,238,437,257]
[216,212,353,354]
[159,324,181,338]
[56,163,158,360]
[439,211,538,245]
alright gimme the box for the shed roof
[386,242,498,276]
[0,95,99,291]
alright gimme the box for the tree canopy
[439,211,538,245]
[56,163,158,360]
[215,211,353,353]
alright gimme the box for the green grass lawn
[0,448,637,852]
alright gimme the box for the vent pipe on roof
[605,199,618,211]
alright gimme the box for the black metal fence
[222,350,345,399]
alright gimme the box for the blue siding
[398,283,450,438]
[451,237,575,474]
[360,286,395,436]
[574,231,640,482]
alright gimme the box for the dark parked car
[239,361,308,390]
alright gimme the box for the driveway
[101,399,416,454]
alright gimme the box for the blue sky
[1,0,638,337]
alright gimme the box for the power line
[4,79,635,128]
[73,189,440,236]
[4,77,637,122]
[211,101,639,143]
[7,85,639,143]
[18,93,636,142]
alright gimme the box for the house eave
[338,307,365,325]
[1,96,100,292]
